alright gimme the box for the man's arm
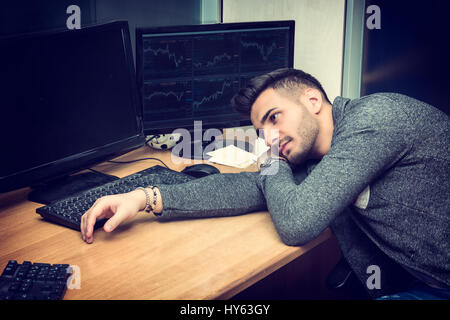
[81,170,268,243]
[258,123,409,246]
[156,171,267,219]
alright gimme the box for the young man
[81,68,449,299]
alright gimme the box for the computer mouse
[181,164,220,178]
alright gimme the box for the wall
[222,0,346,101]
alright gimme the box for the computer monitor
[135,21,295,148]
[0,21,145,202]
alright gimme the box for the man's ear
[301,88,323,114]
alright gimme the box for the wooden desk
[0,146,333,299]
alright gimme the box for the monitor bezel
[135,20,295,135]
[0,21,145,194]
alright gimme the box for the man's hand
[80,190,145,244]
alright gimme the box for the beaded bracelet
[136,186,157,214]
[150,186,158,214]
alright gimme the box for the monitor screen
[0,21,144,195]
[136,21,295,134]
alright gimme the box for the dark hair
[231,68,331,116]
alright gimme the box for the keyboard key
[3,261,18,276]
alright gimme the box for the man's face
[250,88,319,166]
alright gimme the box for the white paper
[205,138,270,169]
[207,145,257,168]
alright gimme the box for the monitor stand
[172,137,253,160]
[28,171,119,205]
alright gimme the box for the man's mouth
[279,138,292,156]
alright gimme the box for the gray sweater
[157,93,450,297]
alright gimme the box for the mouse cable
[86,158,170,180]
[106,157,170,169]
[87,167,110,175]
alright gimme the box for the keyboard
[36,165,195,231]
[0,260,72,300]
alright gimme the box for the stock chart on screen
[137,22,294,133]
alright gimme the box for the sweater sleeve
[156,171,267,220]
[258,122,410,246]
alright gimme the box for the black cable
[107,157,170,169]
[86,157,170,178]
[87,168,105,175]
[88,135,171,173]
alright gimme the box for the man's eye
[270,113,280,122]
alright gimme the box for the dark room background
[0,0,203,64]
[362,0,450,115]
[2,0,449,115]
